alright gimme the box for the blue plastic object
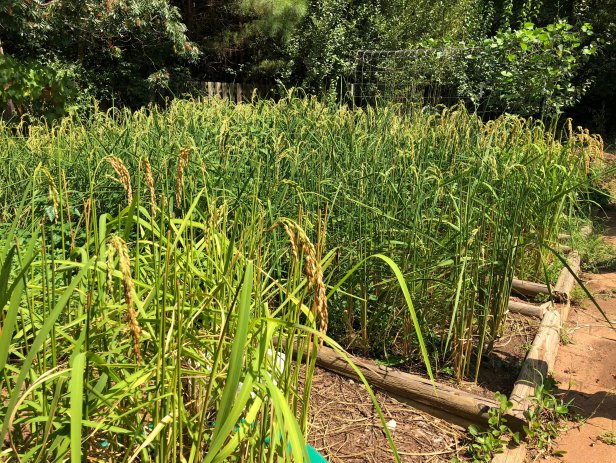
[306,444,328,462]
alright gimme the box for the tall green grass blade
[0,256,95,443]
[70,352,87,463]
[212,260,253,441]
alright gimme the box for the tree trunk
[0,40,17,121]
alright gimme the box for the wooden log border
[508,300,550,318]
[303,343,501,429]
[493,250,582,462]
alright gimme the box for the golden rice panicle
[176,147,190,206]
[108,235,141,362]
[141,157,157,214]
[269,219,328,336]
[105,156,133,205]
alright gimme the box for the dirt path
[537,208,616,463]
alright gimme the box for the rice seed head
[105,156,133,205]
[108,235,141,362]
[176,147,190,206]
[33,166,59,222]
[141,157,157,214]
[269,219,328,335]
[282,223,299,261]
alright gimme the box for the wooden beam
[509,306,561,418]
[492,443,527,463]
[387,392,474,431]
[553,251,581,301]
[308,344,499,427]
[508,247,580,420]
[511,278,550,298]
[507,300,547,318]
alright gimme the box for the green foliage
[524,377,570,454]
[287,0,380,91]
[460,21,597,116]
[0,184,334,462]
[465,377,570,462]
[240,0,308,40]
[566,0,616,136]
[0,97,599,380]
[379,0,488,47]
[0,54,78,119]
[598,431,616,445]
[467,393,519,462]
[1,0,199,108]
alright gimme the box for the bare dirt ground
[536,207,616,463]
[306,368,465,463]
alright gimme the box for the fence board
[200,82,265,103]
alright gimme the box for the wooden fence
[202,81,271,103]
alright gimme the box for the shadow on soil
[560,388,616,422]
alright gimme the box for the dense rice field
[0,97,603,461]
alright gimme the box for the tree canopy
[1,0,614,134]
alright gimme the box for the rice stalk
[175,147,190,207]
[141,157,157,214]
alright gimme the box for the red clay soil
[536,208,616,463]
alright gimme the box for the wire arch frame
[352,48,475,108]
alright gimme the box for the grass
[0,96,603,380]
[598,431,616,445]
[0,190,312,461]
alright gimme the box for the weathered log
[306,344,499,427]
[507,246,581,423]
[510,278,550,298]
[507,300,547,318]
[553,251,581,302]
[491,443,527,463]
[509,307,561,418]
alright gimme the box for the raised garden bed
[307,368,463,463]
[305,242,584,462]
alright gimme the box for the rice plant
[0,96,602,385]
[0,181,340,461]
[1,154,419,461]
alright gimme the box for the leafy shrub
[460,21,597,116]
[1,0,200,108]
[0,54,79,120]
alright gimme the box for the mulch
[307,367,465,463]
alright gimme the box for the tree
[460,20,597,116]
[0,0,199,111]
